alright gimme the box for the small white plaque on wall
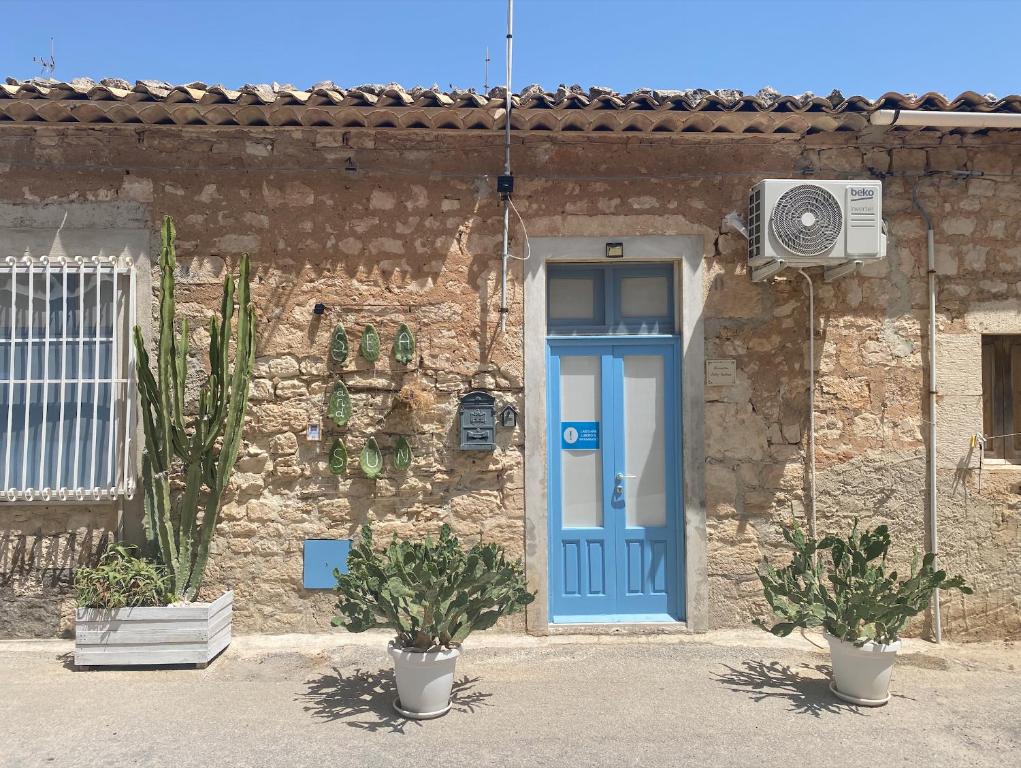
[705,359,737,387]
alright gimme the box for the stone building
[0,79,1018,640]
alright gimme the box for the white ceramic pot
[825,632,902,706]
[388,641,461,719]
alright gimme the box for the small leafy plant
[333,524,535,651]
[74,544,172,609]
[755,521,971,645]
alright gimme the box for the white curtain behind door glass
[623,355,667,527]
[619,276,669,318]
[560,355,602,528]
[548,276,597,321]
[0,265,123,496]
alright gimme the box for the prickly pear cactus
[393,436,413,470]
[392,323,415,365]
[333,524,536,650]
[359,324,380,362]
[330,323,349,364]
[359,437,383,479]
[327,381,352,427]
[755,520,973,645]
[328,439,348,475]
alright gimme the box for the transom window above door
[547,263,674,335]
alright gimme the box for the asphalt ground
[1,631,1018,768]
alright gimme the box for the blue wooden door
[548,338,683,623]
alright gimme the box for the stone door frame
[522,235,708,634]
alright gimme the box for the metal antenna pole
[498,0,513,333]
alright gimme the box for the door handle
[613,473,637,496]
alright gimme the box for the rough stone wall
[0,505,112,637]
[0,123,1018,639]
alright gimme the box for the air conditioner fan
[770,184,842,257]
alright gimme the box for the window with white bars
[0,255,137,502]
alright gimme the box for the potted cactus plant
[333,524,534,719]
[74,216,255,668]
[755,521,971,706]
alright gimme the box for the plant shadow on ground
[301,667,492,733]
[714,660,911,717]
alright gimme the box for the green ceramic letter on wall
[360,437,384,479]
[393,323,415,364]
[330,323,349,365]
[360,324,381,362]
[393,436,413,470]
[328,439,348,474]
[327,380,352,427]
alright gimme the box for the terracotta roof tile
[1,78,1018,133]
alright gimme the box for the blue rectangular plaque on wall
[303,539,352,590]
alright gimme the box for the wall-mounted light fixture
[313,303,326,316]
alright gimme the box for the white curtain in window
[0,258,134,500]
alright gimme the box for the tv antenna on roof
[34,38,55,78]
[484,46,490,92]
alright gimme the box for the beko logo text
[850,187,876,199]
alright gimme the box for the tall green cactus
[133,216,255,601]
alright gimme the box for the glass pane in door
[560,355,602,528]
[622,354,667,527]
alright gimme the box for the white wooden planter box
[74,590,233,668]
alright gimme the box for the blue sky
[1,0,1019,98]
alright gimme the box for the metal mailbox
[458,390,496,451]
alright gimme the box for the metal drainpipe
[872,107,1001,643]
[912,179,941,643]
[795,268,817,542]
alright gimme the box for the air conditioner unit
[747,179,886,269]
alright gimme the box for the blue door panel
[618,340,682,618]
[651,541,668,594]
[625,541,643,595]
[563,540,581,595]
[548,336,684,623]
[587,541,606,594]
[560,537,611,597]
[547,345,618,619]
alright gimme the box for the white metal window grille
[0,254,137,502]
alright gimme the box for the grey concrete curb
[2,628,1014,661]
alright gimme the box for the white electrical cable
[795,268,817,541]
[506,197,530,261]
